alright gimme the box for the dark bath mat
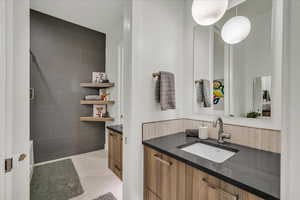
[93,192,117,200]
[30,159,84,200]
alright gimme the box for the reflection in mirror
[193,0,274,119]
[252,76,272,118]
[228,0,273,118]
[193,26,212,112]
[213,30,225,111]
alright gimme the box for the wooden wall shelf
[80,117,114,122]
[80,82,115,88]
[80,100,115,105]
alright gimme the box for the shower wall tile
[30,10,106,163]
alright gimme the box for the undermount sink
[180,142,238,163]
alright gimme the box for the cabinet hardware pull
[153,154,172,166]
[202,178,218,189]
[202,178,239,200]
[110,133,114,136]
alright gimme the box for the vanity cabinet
[144,146,186,200]
[186,165,220,200]
[144,146,263,200]
[108,130,122,180]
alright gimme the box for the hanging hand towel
[156,71,176,110]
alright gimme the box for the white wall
[182,0,198,116]
[123,0,184,199]
[10,1,31,198]
[30,0,123,34]
[283,0,300,199]
[30,0,124,149]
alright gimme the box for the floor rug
[94,192,117,200]
[30,159,84,200]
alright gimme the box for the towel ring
[152,72,160,78]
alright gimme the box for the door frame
[0,1,30,200]
[0,0,7,199]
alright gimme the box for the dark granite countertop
[142,132,280,200]
[107,124,123,135]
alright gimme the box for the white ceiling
[30,0,124,34]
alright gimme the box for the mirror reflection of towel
[196,79,211,108]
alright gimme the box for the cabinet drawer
[219,180,264,200]
[144,146,186,200]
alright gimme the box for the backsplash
[142,118,281,153]
[142,119,184,141]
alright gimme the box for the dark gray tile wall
[30,10,106,163]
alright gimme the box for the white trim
[0,0,7,199]
[117,43,125,124]
[281,0,289,198]
[5,2,15,199]
[4,1,30,199]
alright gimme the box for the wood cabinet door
[113,134,122,179]
[108,131,115,170]
[160,153,186,200]
[144,146,186,200]
[108,131,123,180]
[144,146,162,196]
[186,165,220,200]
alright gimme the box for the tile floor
[35,150,122,200]
[71,150,122,200]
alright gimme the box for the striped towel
[155,71,176,110]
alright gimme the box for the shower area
[30,10,107,164]
[29,9,108,199]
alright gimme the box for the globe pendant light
[192,0,229,26]
[221,15,251,44]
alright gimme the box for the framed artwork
[93,105,107,118]
[92,72,107,83]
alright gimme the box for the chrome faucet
[213,117,231,144]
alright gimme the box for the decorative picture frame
[93,105,107,118]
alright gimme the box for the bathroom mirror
[193,0,277,119]
[212,29,226,112]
